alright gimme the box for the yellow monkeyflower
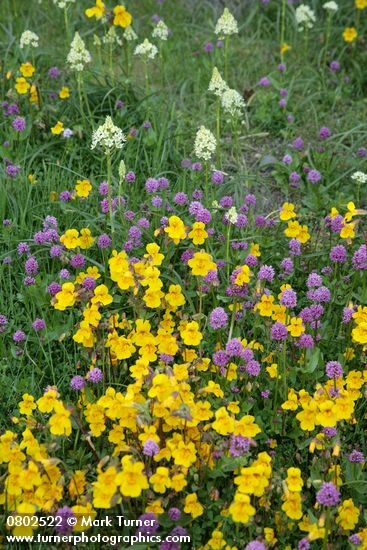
[85,0,106,19]
[113,5,132,28]
[280,42,290,55]
[280,202,297,221]
[75,179,92,198]
[51,121,64,135]
[20,62,35,77]
[15,77,30,94]
[343,27,358,43]
[59,86,70,99]
[356,0,367,8]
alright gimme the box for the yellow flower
[208,530,227,550]
[60,228,80,249]
[144,243,164,265]
[254,294,274,317]
[51,121,64,135]
[78,227,95,249]
[75,179,92,198]
[164,215,186,244]
[171,473,187,492]
[352,323,367,344]
[282,492,302,520]
[117,456,149,498]
[165,284,186,308]
[188,251,217,277]
[12,503,37,537]
[49,401,72,436]
[234,415,261,438]
[85,0,106,19]
[343,27,358,42]
[287,317,305,338]
[113,5,132,27]
[15,77,30,94]
[93,466,118,508]
[184,493,204,519]
[188,222,208,245]
[28,174,37,184]
[143,287,164,308]
[280,202,297,221]
[285,468,303,492]
[266,363,279,379]
[280,42,290,55]
[340,222,355,239]
[18,394,37,416]
[316,400,337,427]
[54,282,77,311]
[29,84,38,103]
[356,0,367,8]
[250,243,261,257]
[59,86,70,99]
[149,467,171,493]
[91,284,113,306]
[172,441,197,468]
[20,62,35,77]
[37,388,58,413]
[229,493,256,523]
[336,498,360,530]
[180,321,202,346]
[234,265,251,286]
[296,401,318,431]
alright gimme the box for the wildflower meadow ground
[0,0,367,548]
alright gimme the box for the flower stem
[64,6,70,43]
[226,223,231,281]
[224,36,229,82]
[106,150,114,246]
[323,508,331,550]
[280,0,286,61]
[216,96,221,167]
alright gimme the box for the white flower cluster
[134,39,158,60]
[194,126,216,161]
[215,7,238,38]
[152,20,169,41]
[103,27,122,46]
[208,67,228,97]
[323,1,338,11]
[91,116,126,153]
[227,206,239,224]
[221,88,245,117]
[124,26,137,42]
[67,32,92,72]
[295,5,316,30]
[53,0,75,8]
[208,67,245,117]
[351,171,367,184]
[20,30,39,49]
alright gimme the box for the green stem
[144,62,149,98]
[106,151,114,246]
[204,161,209,205]
[323,13,332,66]
[280,0,287,61]
[226,223,231,281]
[216,96,221,167]
[227,303,236,343]
[64,6,70,43]
[304,26,309,58]
[77,73,86,125]
[109,42,114,83]
[323,508,330,550]
[224,36,229,82]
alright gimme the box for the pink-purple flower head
[316,482,340,506]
